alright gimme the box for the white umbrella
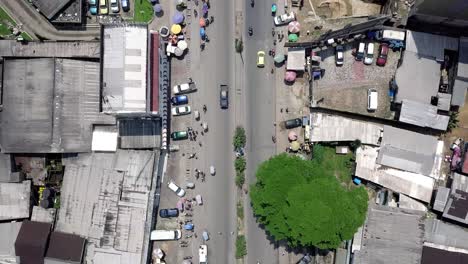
[174,47,183,56]
[177,40,188,50]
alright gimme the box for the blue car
[89,0,97,15]
[171,95,188,105]
[159,208,179,218]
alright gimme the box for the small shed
[336,146,349,154]
[286,48,305,71]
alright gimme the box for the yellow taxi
[257,51,265,67]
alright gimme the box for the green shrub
[235,235,247,259]
[233,126,246,149]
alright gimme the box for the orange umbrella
[199,18,206,27]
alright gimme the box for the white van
[150,230,182,241]
[364,43,375,65]
[367,89,378,111]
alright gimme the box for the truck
[199,245,207,264]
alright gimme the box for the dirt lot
[313,41,399,119]
[293,0,383,42]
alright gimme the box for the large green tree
[250,153,368,249]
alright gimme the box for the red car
[376,43,389,66]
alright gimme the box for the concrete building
[394,30,460,131]
[0,181,31,221]
[409,0,468,31]
[101,25,148,114]
[45,232,86,264]
[15,220,52,264]
[0,58,115,153]
[56,150,156,263]
[440,173,468,225]
[353,205,425,264]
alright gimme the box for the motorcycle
[248,27,253,36]
[251,0,254,7]
[272,28,275,37]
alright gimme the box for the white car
[173,82,196,95]
[364,43,375,65]
[110,0,119,13]
[274,12,295,26]
[171,106,191,116]
[168,181,186,197]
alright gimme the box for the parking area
[85,0,136,24]
[313,41,400,119]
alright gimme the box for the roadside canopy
[153,4,162,13]
[288,33,298,42]
[172,12,184,24]
[171,24,182,34]
[285,71,297,82]
[274,53,285,63]
[286,48,305,71]
[177,40,188,50]
[199,18,206,27]
[290,141,300,152]
[288,21,300,33]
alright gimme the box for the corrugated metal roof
[119,118,161,149]
[102,25,148,113]
[399,100,449,130]
[433,187,450,212]
[356,146,435,202]
[405,30,458,61]
[437,92,452,111]
[0,58,114,153]
[31,0,73,19]
[353,205,425,264]
[377,125,438,175]
[425,218,468,251]
[15,221,51,260]
[310,113,383,146]
[452,37,468,107]
[395,52,440,104]
[56,151,155,263]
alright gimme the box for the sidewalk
[274,2,310,264]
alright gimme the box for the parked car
[284,118,302,129]
[89,0,98,14]
[376,43,389,66]
[121,0,129,11]
[297,254,312,264]
[171,106,191,116]
[173,82,196,95]
[99,0,108,15]
[367,88,378,111]
[220,84,229,109]
[171,130,188,140]
[274,11,295,26]
[335,45,344,66]
[364,43,375,65]
[355,42,365,61]
[171,95,188,105]
[257,51,265,67]
[168,181,185,197]
[110,0,119,13]
[159,208,179,218]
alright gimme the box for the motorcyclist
[251,0,254,7]
[248,26,253,36]
[203,104,207,112]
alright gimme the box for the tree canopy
[250,151,368,249]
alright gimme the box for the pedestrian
[285,108,289,113]
[280,108,283,113]
[189,77,193,83]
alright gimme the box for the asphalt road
[244,1,278,264]
[1,0,99,40]
[181,0,237,262]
